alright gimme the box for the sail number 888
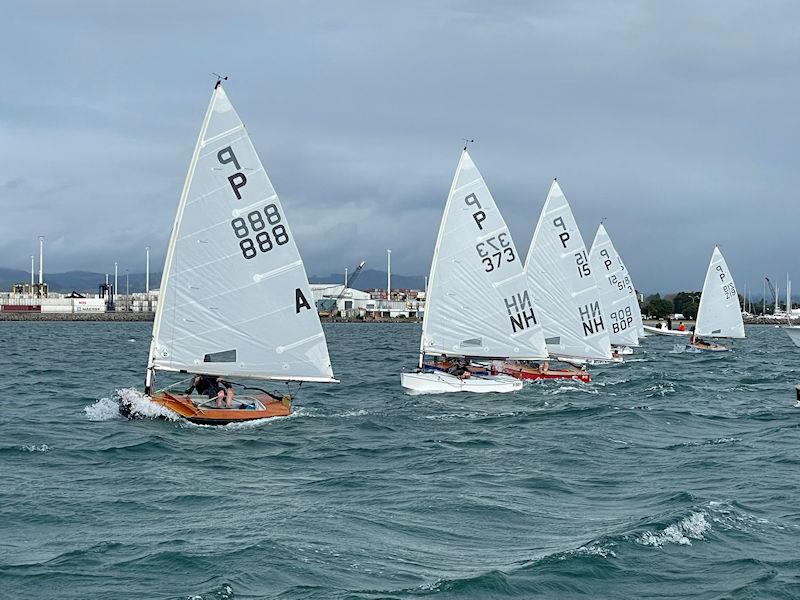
[230,203,290,260]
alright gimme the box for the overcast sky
[2,1,798,294]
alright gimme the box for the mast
[144,83,219,394]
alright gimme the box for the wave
[635,510,711,547]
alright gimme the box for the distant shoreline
[0,312,794,326]
[0,312,422,323]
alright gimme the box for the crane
[765,277,778,314]
[318,261,366,318]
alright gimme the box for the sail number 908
[476,233,515,272]
[230,203,290,260]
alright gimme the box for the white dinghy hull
[400,372,523,394]
[643,325,690,337]
[781,326,800,348]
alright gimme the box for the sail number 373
[230,204,289,259]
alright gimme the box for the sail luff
[418,150,467,365]
[145,84,218,393]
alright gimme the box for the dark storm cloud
[2,1,799,293]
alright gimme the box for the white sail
[147,83,335,383]
[588,224,642,347]
[420,150,547,360]
[523,181,612,361]
[695,246,745,338]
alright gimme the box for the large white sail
[147,83,335,384]
[420,150,547,360]
[523,181,612,361]
[588,224,641,347]
[695,246,745,338]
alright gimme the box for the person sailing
[689,333,719,350]
[185,374,234,408]
[447,357,473,379]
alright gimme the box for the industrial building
[310,284,424,318]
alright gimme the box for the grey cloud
[2,0,799,293]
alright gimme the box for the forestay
[420,150,547,360]
[695,246,745,338]
[148,83,335,383]
[588,224,641,347]
[524,181,612,361]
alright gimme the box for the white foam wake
[19,444,52,452]
[84,388,180,421]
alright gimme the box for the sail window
[203,350,237,363]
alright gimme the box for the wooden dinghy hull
[500,363,591,383]
[120,392,291,425]
[688,344,729,353]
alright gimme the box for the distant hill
[309,268,425,291]
[0,266,424,293]
[0,268,162,293]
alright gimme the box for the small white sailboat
[400,149,548,394]
[690,246,744,352]
[522,181,612,371]
[588,223,650,345]
[122,80,337,423]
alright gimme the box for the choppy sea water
[1,322,799,599]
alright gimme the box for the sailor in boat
[446,357,473,380]
[184,374,233,408]
[690,333,721,351]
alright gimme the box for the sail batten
[148,84,334,382]
[524,181,613,361]
[695,247,744,338]
[588,224,642,347]
[419,150,547,361]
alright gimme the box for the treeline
[642,291,702,319]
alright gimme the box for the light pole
[387,249,391,298]
[145,246,150,295]
[114,262,118,303]
[126,269,130,311]
[38,235,44,285]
